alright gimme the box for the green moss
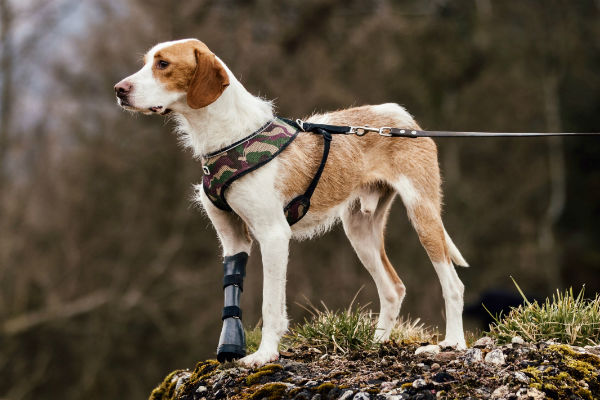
[175,360,220,399]
[401,382,413,389]
[521,344,600,400]
[245,363,284,386]
[248,383,289,399]
[148,370,186,400]
[315,382,336,394]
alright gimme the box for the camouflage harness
[201,117,331,225]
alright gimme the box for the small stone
[353,392,370,400]
[516,387,544,400]
[491,385,510,399]
[473,336,495,348]
[434,351,459,362]
[484,349,506,366]
[415,344,441,356]
[214,389,226,399]
[412,378,427,389]
[339,390,354,400]
[430,363,441,371]
[380,380,399,391]
[511,336,525,345]
[305,380,319,388]
[196,385,207,394]
[432,372,454,383]
[311,394,322,400]
[463,348,483,364]
[514,371,530,384]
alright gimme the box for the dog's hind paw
[438,338,467,350]
[238,350,279,368]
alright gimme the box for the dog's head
[114,39,230,115]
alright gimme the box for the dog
[115,38,468,367]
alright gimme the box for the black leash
[294,119,599,138]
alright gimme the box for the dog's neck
[173,66,274,158]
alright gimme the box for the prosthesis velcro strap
[222,306,242,320]
[223,273,244,290]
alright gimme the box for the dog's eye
[156,60,170,69]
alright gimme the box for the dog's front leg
[239,220,291,367]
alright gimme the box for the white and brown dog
[115,39,468,367]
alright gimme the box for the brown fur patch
[276,105,449,262]
[149,40,229,108]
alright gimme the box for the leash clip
[348,125,380,136]
[378,127,393,136]
[295,119,306,131]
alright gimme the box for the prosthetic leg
[216,252,248,362]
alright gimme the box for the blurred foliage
[0,1,599,399]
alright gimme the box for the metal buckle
[296,119,306,131]
[202,165,210,175]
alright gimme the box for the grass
[287,296,379,354]
[246,291,439,354]
[390,316,439,344]
[487,279,600,346]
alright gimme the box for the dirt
[149,340,600,400]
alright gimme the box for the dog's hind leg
[342,185,406,342]
[393,175,467,349]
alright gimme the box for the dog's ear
[187,48,230,109]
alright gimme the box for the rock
[311,394,321,400]
[195,385,207,394]
[172,371,191,392]
[473,336,495,348]
[434,351,459,362]
[484,349,505,366]
[432,372,454,383]
[430,362,441,371]
[380,380,399,392]
[463,348,483,364]
[511,336,525,345]
[415,344,441,356]
[412,378,427,389]
[516,387,545,400]
[491,385,510,399]
[213,389,225,399]
[353,392,370,400]
[514,371,530,384]
[338,390,354,400]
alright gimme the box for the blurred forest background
[1,0,599,399]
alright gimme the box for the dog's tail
[444,228,469,267]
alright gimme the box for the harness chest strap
[201,117,331,226]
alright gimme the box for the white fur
[116,40,468,367]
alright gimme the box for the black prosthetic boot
[216,252,248,362]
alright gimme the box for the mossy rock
[246,363,284,386]
[248,382,289,400]
[521,344,600,400]
[148,360,220,400]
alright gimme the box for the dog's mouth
[148,106,172,115]
[117,98,171,115]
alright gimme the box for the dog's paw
[373,329,391,343]
[238,350,279,368]
[438,338,467,350]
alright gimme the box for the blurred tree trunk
[539,74,565,290]
[0,0,13,192]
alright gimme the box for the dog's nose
[114,80,132,97]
